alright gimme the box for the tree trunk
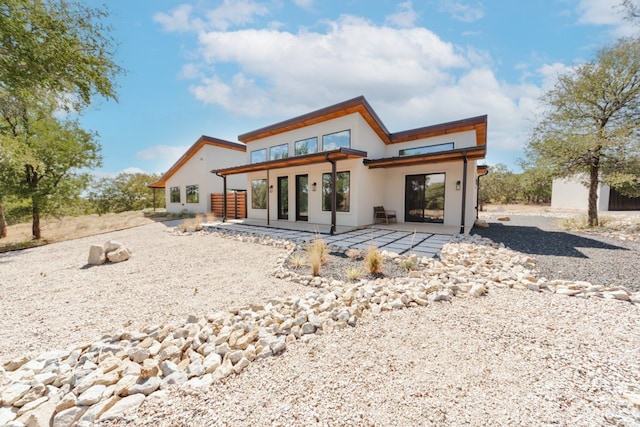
[0,203,7,239]
[32,202,41,240]
[588,161,599,227]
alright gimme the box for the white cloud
[576,0,636,37]
[136,145,190,172]
[438,0,484,23]
[163,8,556,161]
[385,1,420,28]
[293,0,314,11]
[154,0,269,33]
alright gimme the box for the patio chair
[373,206,397,224]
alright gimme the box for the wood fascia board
[212,148,368,176]
[238,96,391,144]
[389,115,488,147]
[148,136,246,188]
[363,146,486,169]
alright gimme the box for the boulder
[107,247,130,263]
[87,245,106,265]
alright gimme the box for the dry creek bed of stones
[0,223,639,426]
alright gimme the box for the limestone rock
[99,393,145,421]
[107,246,131,263]
[160,372,188,389]
[53,405,87,427]
[0,406,17,426]
[88,245,106,265]
[77,384,107,406]
[127,377,160,396]
[1,382,31,405]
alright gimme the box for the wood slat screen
[211,192,246,219]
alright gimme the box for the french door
[277,177,288,220]
[296,174,308,221]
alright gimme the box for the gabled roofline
[238,96,391,144]
[238,96,487,148]
[148,136,246,189]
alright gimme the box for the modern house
[149,135,246,214]
[212,96,487,233]
[551,177,640,211]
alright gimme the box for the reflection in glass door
[277,177,288,220]
[405,173,445,223]
[296,174,308,221]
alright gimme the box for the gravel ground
[0,221,308,363]
[2,215,639,426]
[474,213,640,292]
[109,289,640,427]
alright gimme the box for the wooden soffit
[363,146,486,169]
[148,136,246,189]
[212,148,368,176]
[238,96,391,144]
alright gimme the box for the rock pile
[1,233,637,426]
[87,240,132,266]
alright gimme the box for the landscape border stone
[1,228,637,426]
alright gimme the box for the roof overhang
[149,136,246,189]
[389,115,487,147]
[238,96,391,144]
[212,148,368,176]
[363,146,486,169]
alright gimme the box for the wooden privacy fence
[211,191,247,219]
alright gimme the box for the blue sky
[78,0,636,176]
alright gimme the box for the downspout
[267,169,270,226]
[325,153,337,235]
[215,173,227,222]
[476,168,489,219]
[459,152,468,234]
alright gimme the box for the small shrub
[193,214,203,231]
[364,246,383,275]
[206,213,216,223]
[181,218,191,232]
[309,250,322,276]
[345,266,363,281]
[307,239,329,264]
[402,259,415,271]
[289,253,307,269]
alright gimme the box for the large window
[170,187,180,203]
[399,142,454,156]
[251,179,267,209]
[405,173,445,223]
[251,148,267,163]
[322,171,350,212]
[322,130,350,151]
[270,143,289,160]
[186,185,199,203]
[294,137,318,155]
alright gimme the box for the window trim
[269,143,289,160]
[399,142,454,156]
[322,171,350,212]
[251,148,267,164]
[186,185,199,204]
[169,186,180,203]
[322,129,351,151]
[251,179,267,209]
[294,137,318,156]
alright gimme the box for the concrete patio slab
[204,221,456,257]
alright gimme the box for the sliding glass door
[405,173,445,223]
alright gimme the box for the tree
[0,0,122,238]
[525,37,640,226]
[87,172,165,214]
[478,164,522,205]
[6,110,101,239]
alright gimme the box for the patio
[204,219,458,258]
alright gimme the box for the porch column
[216,173,227,222]
[267,169,270,226]
[460,153,468,234]
[329,157,337,235]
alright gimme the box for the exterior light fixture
[269,185,274,193]
[456,180,461,191]
[312,182,317,191]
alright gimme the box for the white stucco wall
[551,177,609,211]
[383,129,477,158]
[165,145,246,214]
